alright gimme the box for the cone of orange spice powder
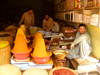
[31,38,52,64]
[11,34,32,60]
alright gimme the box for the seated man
[66,24,93,59]
[52,20,60,32]
[43,15,53,31]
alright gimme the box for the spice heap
[49,67,77,75]
[12,34,32,53]
[31,32,43,48]
[30,32,52,63]
[14,28,29,43]
[0,41,9,49]
[20,25,27,36]
[11,34,32,60]
[0,64,21,75]
[23,68,48,75]
[31,38,52,57]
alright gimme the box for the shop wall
[86,24,100,59]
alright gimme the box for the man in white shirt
[52,20,60,32]
[66,24,93,59]
[18,7,35,28]
[43,15,53,31]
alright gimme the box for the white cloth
[52,23,60,32]
[66,31,93,59]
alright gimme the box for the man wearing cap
[43,15,53,31]
[18,7,35,28]
[66,24,93,60]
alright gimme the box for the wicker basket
[0,42,11,65]
[49,67,78,75]
[4,28,17,39]
[0,34,13,48]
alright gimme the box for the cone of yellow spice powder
[14,28,29,43]
[20,25,27,36]
[30,32,43,48]
[31,38,52,64]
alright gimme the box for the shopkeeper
[66,24,93,60]
[18,7,35,28]
[43,15,53,31]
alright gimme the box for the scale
[52,50,69,67]
[56,59,66,67]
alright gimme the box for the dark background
[0,0,54,27]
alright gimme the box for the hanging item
[74,0,82,9]
[96,0,100,6]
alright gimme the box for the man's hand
[70,44,74,50]
[18,24,20,25]
[46,28,50,31]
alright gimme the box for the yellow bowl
[52,50,69,59]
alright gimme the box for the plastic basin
[13,52,30,60]
[32,56,50,64]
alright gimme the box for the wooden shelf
[55,6,99,13]
[74,6,99,10]
[65,21,81,24]
[54,0,100,28]
[83,6,99,10]
[64,32,77,34]
[67,21,79,23]
[68,21,100,28]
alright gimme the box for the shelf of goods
[54,0,100,28]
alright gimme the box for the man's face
[78,26,86,34]
[45,15,49,20]
[53,21,56,24]
[28,10,33,14]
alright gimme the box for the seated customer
[66,24,93,60]
[52,20,60,32]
